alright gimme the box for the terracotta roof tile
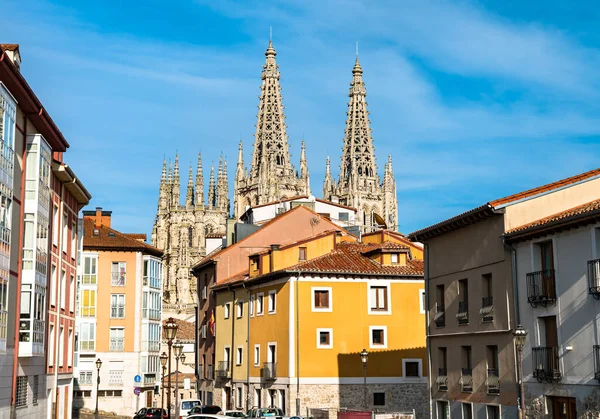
[206,232,225,239]
[506,198,600,235]
[83,218,162,257]
[124,233,147,240]
[162,318,195,342]
[0,44,19,51]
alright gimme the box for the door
[552,397,576,419]
[540,241,555,296]
[543,316,559,373]
[146,390,153,407]
[224,387,232,410]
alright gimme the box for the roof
[409,167,600,242]
[124,233,147,240]
[0,44,19,51]
[505,198,600,242]
[162,318,195,342]
[360,241,409,255]
[82,218,163,257]
[206,232,225,239]
[249,230,338,257]
[362,229,423,249]
[245,195,357,212]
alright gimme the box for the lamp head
[173,342,183,358]
[96,358,103,370]
[360,348,369,364]
[160,352,168,366]
[165,317,178,341]
[513,324,528,349]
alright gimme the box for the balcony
[526,269,556,307]
[109,338,124,351]
[486,368,499,394]
[456,301,469,325]
[594,345,600,383]
[532,346,561,382]
[434,304,445,328]
[588,259,600,299]
[436,368,448,391]
[480,296,494,322]
[143,374,156,385]
[262,362,277,380]
[461,368,473,392]
[111,272,126,286]
[216,361,230,379]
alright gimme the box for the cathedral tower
[233,41,311,219]
[323,56,398,232]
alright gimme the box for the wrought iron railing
[594,345,600,383]
[526,269,556,307]
[486,368,499,394]
[262,362,277,380]
[434,303,445,327]
[480,296,494,321]
[436,368,448,391]
[216,361,230,378]
[457,301,469,325]
[532,346,561,382]
[588,259,600,298]
[461,368,473,392]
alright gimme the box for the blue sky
[3,0,600,236]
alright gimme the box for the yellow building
[212,230,427,416]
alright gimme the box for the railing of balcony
[457,301,469,325]
[109,338,124,351]
[480,296,494,322]
[588,259,600,298]
[434,304,445,327]
[526,269,556,307]
[216,361,230,378]
[436,368,448,391]
[594,345,600,383]
[262,362,277,380]
[111,272,126,286]
[486,368,499,394]
[143,374,156,385]
[461,368,473,392]
[532,346,561,382]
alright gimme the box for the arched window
[188,226,193,247]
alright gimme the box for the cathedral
[152,40,398,312]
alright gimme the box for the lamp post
[160,352,168,413]
[164,317,179,419]
[94,358,103,419]
[173,343,184,419]
[513,324,528,419]
[360,349,369,410]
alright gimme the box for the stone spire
[323,156,333,198]
[236,141,244,181]
[208,164,215,208]
[219,159,229,213]
[196,153,204,207]
[299,140,310,194]
[172,154,181,208]
[185,165,194,208]
[158,157,169,211]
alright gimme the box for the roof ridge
[84,219,162,254]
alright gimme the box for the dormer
[249,254,261,278]
[361,242,411,266]
[1,44,21,71]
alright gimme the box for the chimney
[269,244,280,272]
[1,44,22,71]
[93,207,111,228]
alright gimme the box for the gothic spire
[236,141,244,181]
[168,161,173,185]
[172,154,181,207]
[299,140,310,194]
[208,164,215,208]
[161,157,167,183]
[196,153,204,207]
[185,165,194,208]
[323,156,333,199]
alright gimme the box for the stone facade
[525,384,600,418]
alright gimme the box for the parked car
[180,399,203,417]
[188,405,223,416]
[133,408,168,419]
[246,407,288,419]
[188,415,224,419]
[220,410,247,418]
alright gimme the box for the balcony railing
[486,368,499,394]
[434,304,445,327]
[588,259,600,299]
[461,368,473,392]
[457,301,469,325]
[111,272,126,286]
[79,341,95,351]
[109,338,124,351]
[143,374,156,385]
[526,269,556,307]
[262,362,277,380]
[206,364,214,380]
[216,361,230,378]
[594,345,600,383]
[480,296,494,322]
[532,346,561,382]
[436,368,448,391]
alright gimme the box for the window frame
[256,293,264,316]
[236,300,244,319]
[224,303,231,320]
[110,294,126,319]
[254,344,260,366]
[369,325,388,349]
[298,246,307,262]
[236,346,243,366]
[373,391,386,407]
[402,358,423,378]
[316,328,333,349]
[368,283,391,314]
[420,289,426,314]
[268,290,276,314]
[311,287,332,312]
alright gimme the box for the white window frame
[369,325,388,349]
[267,341,277,364]
[254,344,260,366]
[311,287,332,312]
[69,275,75,312]
[420,289,426,314]
[236,300,244,319]
[461,402,473,419]
[224,346,231,366]
[316,328,333,349]
[67,328,73,367]
[236,346,243,366]
[48,323,55,366]
[391,253,399,264]
[224,303,231,320]
[250,294,255,317]
[256,293,264,316]
[268,290,276,314]
[52,205,59,246]
[60,269,66,310]
[402,358,423,378]
[368,282,392,315]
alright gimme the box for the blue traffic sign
[134,375,141,383]
[134,387,141,396]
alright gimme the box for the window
[68,329,73,367]
[299,247,307,262]
[52,205,58,245]
[108,365,124,385]
[79,371,92,385]
[312,287,331,311]
[257,293,264,315]
[48,324,55,365]
[236,347,243,365]
[317,328,333,349]
[98,390,123,397]
[250,295,255,317]
[437,401,450,419]
[369,326,387,348]
[268,290,276,313]
[62,213,68,253]
[142,291,161,320]
[82,256,97,284]
[254,345,260,366]
[486,405,500,419]
[79,323,95,351]
[69,275,74,311]
[369,285,389,312]
[402,359,421,377]
[60,270,66,309]
[71,221,76,259]
[236,301,243,318]
[50,264,57,306]
[339,212,349,222]
[224,303,231,319]
[32,375,39,404]
[111,262,126,286]
[110,294,125,318]
[16,376,27,407]
[420,289,426,314]
[142,323,161,352]
[58,327,64,367]
[110,328,124,351]
[457,279,469,324]
[236,387,243,409]
[391,253,399,264]
[74,390,92,398]
[80,290,96,317]
[462,403,473,419]
[373,392,385,406]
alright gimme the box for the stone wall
[525,383,600,418]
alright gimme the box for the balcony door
[539,241,555,296]
[552,397,576,419]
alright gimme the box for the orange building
[74,208,164,416]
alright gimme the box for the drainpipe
[53,198,66,418]
[424,244,433,419]
[505,238,522,414]
[295,270,300,416]
[229,286,236,410]
[243,283,250,412]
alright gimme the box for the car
[133,407,168,419]
[188,405,223,416]
[220,410,246,418]
[180,399,203,417]
[188,415,224,419]
[246,407,289,419]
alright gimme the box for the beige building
[409,167,600,419]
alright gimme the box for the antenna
[270,26,273,41]
[356,41,359,58]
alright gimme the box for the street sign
[134,374,141,383]
[134,387,141,396]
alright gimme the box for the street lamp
[360,349,369,410]
[94,358,103,419]
[160,352,168,413]
[513,324,528,419]
[173,342,184,419]
[164,317,179,419]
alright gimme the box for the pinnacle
[352,55,363,75]
[266,39,276,57]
